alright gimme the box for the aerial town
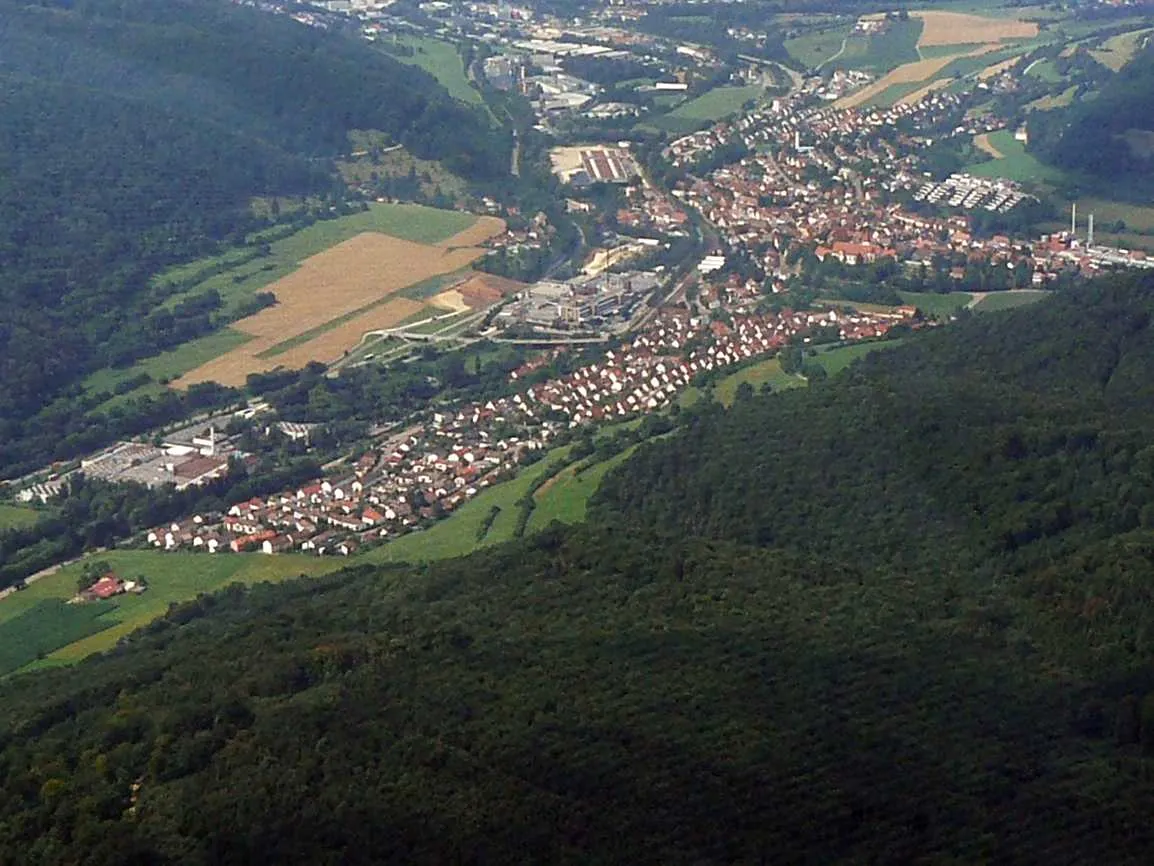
[5,0,1153,565]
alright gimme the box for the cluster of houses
[142,300,911,556]
[145,430,539,557]
[662,85,1137,288]
[615,182,690,235]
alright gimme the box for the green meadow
[967,130,1066,184]
[0,504,46,531]
[382,36,485,107]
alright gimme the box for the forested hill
[8,275,1154,862]
[1029,43,1154,192]
[0,0,505,476]
[595,273,1154,584]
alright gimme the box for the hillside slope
[5,275,1154,862]
[0,0,506,476]
[1029,43,1154,192]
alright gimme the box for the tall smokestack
[1088,213,1095,248]
[1071,202,1077,237]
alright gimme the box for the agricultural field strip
[837,10,1040,110]
[175,217,504,388]
[82,204,482,397]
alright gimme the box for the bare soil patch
[429,290,471,313]
[455,273,526,308]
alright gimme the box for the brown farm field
[836,10,1036,111]
[913,11,1037,47]
[176,218,504,387]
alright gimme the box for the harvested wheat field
[440,216,507,248]
[175,218,506,388]
[233,234,482,341]
[913,11,1037,47]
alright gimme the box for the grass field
[339,137,468,203]
[527,447,639,531]
[644,85,763,133]
[920,42,986,59]
[84,329,253,401]
[972,290,1049,312]
[813,339,903,375]
[967,129,1065,183]
[1090,27,1153,71]
[715,357,806,406]
[1027,85,1077,111]
[1027,59,1064,82]
[0,601,117,676]
[0,504,46,531]
[835,18,923,73]
[867,80,935,107]
[381,36,484,107]
[0,550,343,673]
[898,290,973,318]
[784,25,853,69]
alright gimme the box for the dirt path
[973,132,1005,160]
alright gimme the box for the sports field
[175,216,504,387]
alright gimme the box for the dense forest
[1029,43,1154,196]
[4,273,1154,860]
[0,0,507,478]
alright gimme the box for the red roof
[89,575,122,599]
